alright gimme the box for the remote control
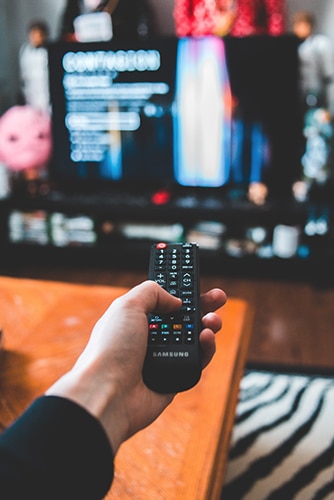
[143,242,202,393]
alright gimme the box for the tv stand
[1,187,333,284]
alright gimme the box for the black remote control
[143,242,202,393]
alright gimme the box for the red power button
[156,242,167,249]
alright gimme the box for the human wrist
[45,364,129,454]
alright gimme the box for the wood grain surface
[0,276,253,499]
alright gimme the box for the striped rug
[221,370,334,499]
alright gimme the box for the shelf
[0,190,333,285]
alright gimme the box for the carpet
[221,370,334,499]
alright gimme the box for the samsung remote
[142,242,202,393]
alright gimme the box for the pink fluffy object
[0,105,52,172]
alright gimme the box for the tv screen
[48,34,303,198]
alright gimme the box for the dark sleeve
[0,396,114,500]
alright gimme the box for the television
[47,34,303,199]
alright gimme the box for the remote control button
[173,323,183,331]
[149,315,163,323]
[154,273,167,287]
[182,265,194,270]
[181,303,193,310]
[168,279,178,288]
[181,272,193,288]
[148,336,158,345]
[155,264,166,270]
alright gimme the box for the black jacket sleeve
[0,396,114,500]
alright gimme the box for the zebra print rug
[221,370,334,499]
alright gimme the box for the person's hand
[46,281,226,453]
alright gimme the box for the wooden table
[0,276,253,499]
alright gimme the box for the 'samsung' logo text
[153,352,190,358]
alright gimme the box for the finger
[202,312,222,334]
[199,328,216,368]
[200,288,227,316]
[122,280,182,315]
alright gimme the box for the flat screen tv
[47,34,303,198]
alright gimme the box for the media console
[1,188,333,285]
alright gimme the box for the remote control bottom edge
[142,363,202,394]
